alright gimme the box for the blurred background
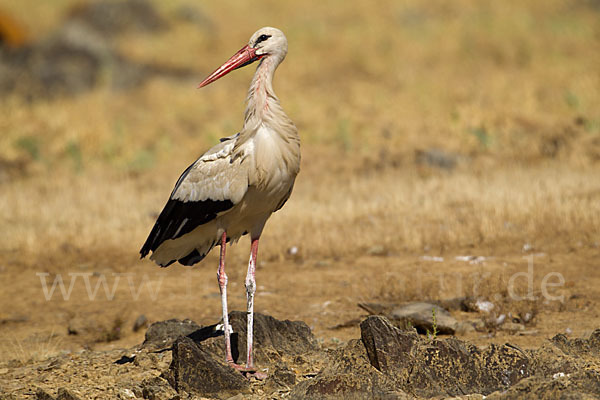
[0,0,599,362]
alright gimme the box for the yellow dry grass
[1,0,599,263]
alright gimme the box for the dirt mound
[1,313,599,399]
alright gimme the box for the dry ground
[1,0,600,389]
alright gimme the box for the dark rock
[487,369,600,399]
[167,336,250,398]
[160,312,320,397]
[67,316,95,335]
[143,318,202,350]
[551,331,600,356]
[390,302,458,334]
[360,316,532,397]
[197,311,320,366]
[290,340,409,400]
[0,12,194,100]
[529,342,578,380]
[232,311,320,364]
[56,388,81,400]
[133,314,148,332]
[415,148,459,170]
[35,388,55,400]
[360,316,419,377]
[66,0,168,37]
[438,296,475,312]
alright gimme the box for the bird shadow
[186,323,240,363]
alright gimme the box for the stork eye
[255,34,271,46]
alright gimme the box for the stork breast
[250,125,295,193]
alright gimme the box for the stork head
[198,27,287,88]
[248,27,288,60]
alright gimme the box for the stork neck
[244,56,279,128]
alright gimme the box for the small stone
[391,302,458,334]
[133,314,148,332]
[456,255,486,263]
[35,388,55,400]
[420,255,444,262]
[522,243,534,252]
[475,299,495,313]
[501,322,525,334]
[473,319,486,332]
[495,314,506,325]
[56,388,81,400]
[367,245,387,256]
[119,388,135,399]
[67,317,87,335]
[415,148,459,170]
[518,330,539,336]
[456,321,476,334]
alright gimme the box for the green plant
[336,118,352,152]
[468,126,492,148]
[15,136,41,160]
[66,140,83,172]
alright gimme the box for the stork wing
[140,139,248,259]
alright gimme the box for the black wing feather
[140,162,234,260]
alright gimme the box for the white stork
[140,27,300,376]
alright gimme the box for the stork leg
[245,238,260,370]
[217,231,236,365]
[218,232,263,377]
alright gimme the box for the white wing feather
[172,140,249,204]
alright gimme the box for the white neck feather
[244,55,285,130]
[235,52,300,179]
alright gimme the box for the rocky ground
[1,310,599,399]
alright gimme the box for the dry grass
[1,0,599,265]
[0,329,64,365]
[2,164,598,266]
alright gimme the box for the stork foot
[227,362,267,380]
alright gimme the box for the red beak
[198,44,262,88]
